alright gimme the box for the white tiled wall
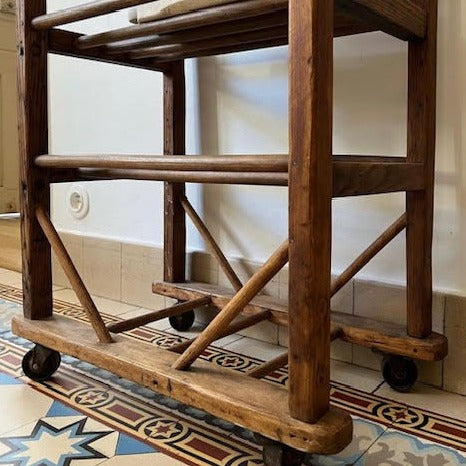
[51,232,465,396]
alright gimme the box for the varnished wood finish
[106,297,212,334]
[106,11,290,54]
[40,156,424,196]
[48,29,167,72]
[180,194,242,291]
[12,314,353,455]
[406,0,437,339]
[248,353,288,379]
[73,0,422,51]
[51,168,289,186]
[336,0,426,40]
[288,0,333,423]
[77,0,289,49]
[36,208,112,344]
[170,311,271,354]
[131,25,289,59]
[17,0,53,320]
[173,241,289,370]
[32,0,157,30]
[164,61,186,283]
[36,154,289,172]
[154,281,448,362]
[331,214,407,296]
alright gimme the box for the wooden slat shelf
[153,281,448,362]
[38,0,426,65]
[12,314,353,455]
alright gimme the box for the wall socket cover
[68,184,90,220]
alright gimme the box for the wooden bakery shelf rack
[12,0,447,464]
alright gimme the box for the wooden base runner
[12,314,352,455]
[154,281,448,362]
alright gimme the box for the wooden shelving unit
[12,0,447,464]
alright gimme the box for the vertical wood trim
[17,0,53,319]
[288,0,334,422]
[163,61,186,283]
[406,0,437,338]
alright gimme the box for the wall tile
[83,237,121,300]
[443,295,466,395]
[121,243,165,310]
[52,232,83,289]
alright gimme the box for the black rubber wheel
[382,355,418,393]
[169,310,195,332]
[22,345,61,382]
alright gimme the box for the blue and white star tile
[0,416,115,466]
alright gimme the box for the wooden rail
[107,297,211,334]
[106,11,289,54]
[77,0,289,49]
[36,154,289,172]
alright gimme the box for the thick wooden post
[17,0,53,320]
[288,0,334,422]
[406,0,437,338]
[163,61,186,282]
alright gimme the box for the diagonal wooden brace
[179,194,243,291]
[36,208,113,344]
[173,240,289,370]
[107,296,211,334]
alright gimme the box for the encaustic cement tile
[0,281,465,466]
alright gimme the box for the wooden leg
[17,0,53,320]
[288,0,334,422]
[163,61,186,283]
[406,0,437,338]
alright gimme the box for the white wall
[52,1,466,295]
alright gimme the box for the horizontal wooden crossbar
[154,281,448,362]
[47,156,425,197]
[107,296,212,334]
[12,314,353,455]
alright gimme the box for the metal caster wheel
[255,434,306,466]
[22,344,61,382]
[382,354,418,393]
[169,308,195,332]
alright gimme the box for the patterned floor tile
[354,428,466,465]
[0,280,465,465]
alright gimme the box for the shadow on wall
[192,0,466,293]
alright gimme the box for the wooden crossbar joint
[169,310,271,354]
[35,208,112,344]
[331,213,407,296]
[179,194,242,291]
[173,240,289,370]
[107,296,211,334]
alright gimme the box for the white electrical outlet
[68,185,90,220]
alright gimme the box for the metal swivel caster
[22,344,61,382]
[255,434,306,466]
[381,354,418,393]
[169,305,195,332]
